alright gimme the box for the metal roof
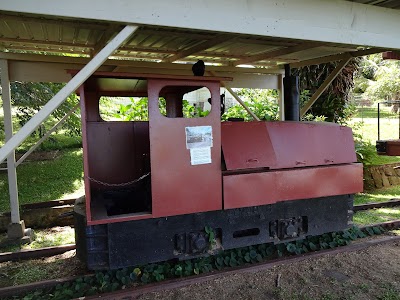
[348,0,400,9]
[0,11,385,74]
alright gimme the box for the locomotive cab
[76,73,224,225]
[74,72,363,270]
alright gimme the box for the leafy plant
[293,58,360,123]
[15,225,386,300]
[10,82,81,138]
[222,88,279,121]
[204,226,216,246]
[114,97,208,121]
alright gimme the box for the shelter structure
[0,0,400,241]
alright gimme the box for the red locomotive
[74,72,363,270]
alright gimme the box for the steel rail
[0,225,399,299]
[0,244,76,263]
[353,199,400,211]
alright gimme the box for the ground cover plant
[5,225,388,300]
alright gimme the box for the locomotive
[74,71,363,270]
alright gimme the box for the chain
[86,172,150,187]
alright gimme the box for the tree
[293,58,360,123]
[10,82,81,137]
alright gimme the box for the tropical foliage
[293,58,360,123]
[9,82,81,137]
[222,89,279,121]
[355,54,400,102]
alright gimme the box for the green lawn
[354,185,400,205]
[350,105,400,165]
[353,208,400,225]
[0,148,84,212]
[354,184,400,226]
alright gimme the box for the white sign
[185,126,213,165]
[190,147,212,165]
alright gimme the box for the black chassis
[74,194,353,270]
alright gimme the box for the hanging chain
[86,172,150,187]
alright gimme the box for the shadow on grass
[0,250,86,288]
[0,149,84,212]
[355,185,400,205]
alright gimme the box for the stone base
[0,221,34,247]
[7,220,26,239]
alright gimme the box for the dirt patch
[0,237,398,299]
[0,250,86,288]
[137,240,400,300]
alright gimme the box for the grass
[354,185,400,205]
[0,148,84,212]
[353,208,400,225]
[0,249,83,288]
[350,105,400,165]
[0,226,75,253]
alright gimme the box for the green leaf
[286,243,297,253]
[320,242,329,249]
[329,241,337,248]
[365,227,375,236]
[309,242,317,251]
[372,227,382,234]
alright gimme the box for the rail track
[1,200,399,263]
[0,232,399,300]
[0,200,399,299]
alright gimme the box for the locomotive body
[74,72,363,270]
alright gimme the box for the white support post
[0,25,138,164]
[300,56,352,117]
[0,59,20,224]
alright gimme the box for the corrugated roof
[347,0,400,9]
[0,12,384,73]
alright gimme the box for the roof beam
[291,48,385,68]
[0,37,94,49]
[92,24,120,56]
[162,34,234,63]
[0,52,283,74]
[0,13,109,30]
[0,25,138,164]
[232,42,322,66]
[300,55,352,117]
[2,0,400,49]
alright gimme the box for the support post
[300,56,352,117]
[0,25,138,164]
[378,102,381,141]
[0,59,20,224]
[278,74,284,121]
[283,64,300,121]
[0,59,29,241]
